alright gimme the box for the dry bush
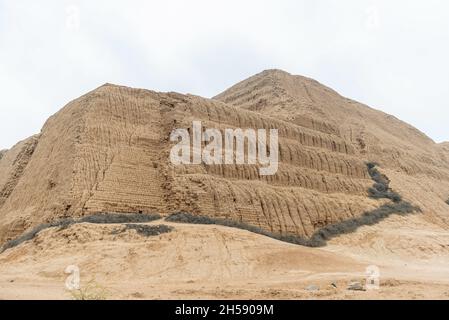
[1,213,162,253]
[79,213,161,224]
[166,163,419,248]
[111,224,173,236]
[68,281,109,300]
[367,162,402,202]
[166,212,318,247]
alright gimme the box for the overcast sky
[1,0,448,149]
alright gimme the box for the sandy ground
[1,216,449,300]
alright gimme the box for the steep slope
[215,70,449,227]
[0,82,382,246]
[215,70,447,174]
[439,142,449,153]
[0,85,172,244]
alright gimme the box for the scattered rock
[347,281,366,291]
[130,292,145,299]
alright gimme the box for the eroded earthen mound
[1,70,448,248]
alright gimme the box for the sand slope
[0,219,448,300]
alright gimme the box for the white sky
[1,0,448,149]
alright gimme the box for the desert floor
[1,215,449,300]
